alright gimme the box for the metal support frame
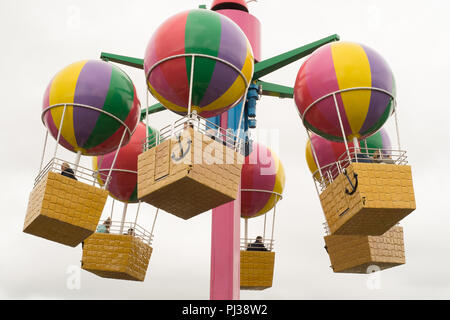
[104,128,127,190]
[393,99,402,150]
[41,102,136,189]
[305,129,324,180]
[145,53,251,136]
[134,201,141,228]
[53,104,67,158]
[110,198,115,220]
[74,150,82,174]
[300,87,396,164]
[42,103,135,139]
[244,218,248,248]
[119,202,128,234]
[39,130,49,172]
[150,208,159,239]
[240,189,283,252]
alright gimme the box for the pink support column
[210,186,241,300]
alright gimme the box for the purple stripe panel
[199,15,247,107]
[359,44,394,134]
[73,60,112,147]
[380,128,392,154]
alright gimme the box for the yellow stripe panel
[305,140,318,174]
[201,42,254,112]
[331,42,371,136]
[49,60,87,148]
[272,152,286,196]
[255,149,285,217]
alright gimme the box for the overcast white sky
[1,0,449,300]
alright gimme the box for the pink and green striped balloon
[305,128,391,177]
[241,143,285,219]
[93,122,159,203]
[144,9,254,118]
[294,41,396,142]
[42,60,140,156]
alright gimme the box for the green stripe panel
[129,184,138,203]
[185,10,221,106]
[83,67,135,149]
[360,131,382,154]
[305,119,342,142]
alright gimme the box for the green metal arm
[140,102,165,120]
[102,34,339,117]
[252,34,339,80]
[100,52,144,69]
[100,34,339,78]
[256,80,294,99]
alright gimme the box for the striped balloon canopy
[241,143,285,219]
[294,41,396,142]
[93,122,159,203]
[305,128,391,177]
[144,9,254,118]
[43,60,140,156]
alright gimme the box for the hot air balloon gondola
[137,9,254,220]
[81,200,157,282]
[239,142,285,290]
[24,60,140,247]
[81,122,159,281]
[295,41,416,236]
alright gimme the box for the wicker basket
[81,233,152,282]
[324,225,405,273]
[320,163,416,235]
[138,127,243,220]
[240,251,275,290]
[23,172,108,247]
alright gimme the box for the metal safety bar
[34,157,103,188]
[312,147,408,193]
[96,219,154,246]
[240,238,274,252]
[142,113,247,155]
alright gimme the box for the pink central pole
[209,2,261,300]
[210,108,241,300]
[210,191,241,300]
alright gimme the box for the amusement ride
[23,0,416,299]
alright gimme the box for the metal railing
[240,238,274,252]
[96,219,154,246]
[143,113,247,155]
[312,147,408,193]
[34,157,103,188]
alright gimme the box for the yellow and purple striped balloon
[241,143,285,219]
[144,9,254,118]
[42,60,140,156]
[294,42,396,142]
